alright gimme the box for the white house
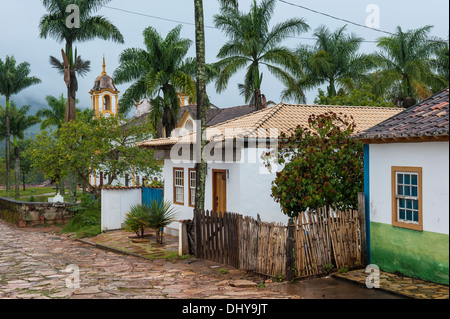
[138,103,403,235]
[355,88,449,285]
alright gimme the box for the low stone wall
[0,197,75,228]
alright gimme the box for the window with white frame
[392,166,423,231]
[189,169,196,207]
[174,168,184,205]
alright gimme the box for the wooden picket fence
[192,206,363,279]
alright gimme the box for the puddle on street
[270,276,406,299]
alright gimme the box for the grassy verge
[61,194,102,238]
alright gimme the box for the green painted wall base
[370,222,449,285]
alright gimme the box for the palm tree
[372,25,446,107]
[37,94,67,132]
[0,56,41,196]
[113,25,196,138]
[0,103,41,199]
[39,0,124,122]
[193,0,238,212]
[294,25,374,99]
[430,36,449,91]
[213,0,309,109]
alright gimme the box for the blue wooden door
[142,187,164,206]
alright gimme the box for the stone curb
[330,273,413,299]
[75,238,153,261]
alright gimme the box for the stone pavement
[332,268,449,299]
[0,220,294,299]
[1,219,448,300]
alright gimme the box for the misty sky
[0,0,449,116]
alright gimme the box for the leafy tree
[114,25,196,138]
[39,0,124,122]
[294,25,374,99]
[372,25,447,107]
[27,113,161,199]
[314,84,396,107]
[267,112,364,218]
[0,56,41,196]
[213,0,309,109]
[0,103,41,198]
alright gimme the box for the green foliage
[147,200,178,244]
[314,84,396,107]
[123,201,178,244]
[62,194,101,238]
[26,114,161,198]
[324,263,334,274]
[295,25,374,99]
[213,0,309,105]
[113,25,196,134]
[267,112,364,218]
[372,25,448,106]
[124,204,151,238]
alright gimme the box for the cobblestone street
[0,220,295,299]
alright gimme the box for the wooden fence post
[358,192,367,265]
[286,218,295,281]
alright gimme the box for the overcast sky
[0,0,448,116]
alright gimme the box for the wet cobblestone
[0,220,294,299]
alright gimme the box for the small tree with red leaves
[268,112,363,218]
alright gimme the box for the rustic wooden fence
[192,205,363,279]
[239,215,288,278]
[294,207,361,277]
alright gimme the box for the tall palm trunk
[194,0,207,212]
[13,137,20,199]
[62,45,78,202]
[5,97,10,197]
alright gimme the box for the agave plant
[148,200,178,244]
[123,204,151,239]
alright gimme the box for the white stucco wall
[162,146,287,232]
[369,141,449,235]
[101,188,142,231]
[238,147,287,224]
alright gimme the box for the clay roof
[137,103,403,148]
[178,104,256,126]
[355,89,449,143]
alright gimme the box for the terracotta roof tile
[355,89,449,141]
[137,103,403,148]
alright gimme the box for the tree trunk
[194,0,208,212]
[5,97,11,197]
[14,142,20,199]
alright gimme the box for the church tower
[90,58,119,118]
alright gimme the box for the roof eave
[357,134,449,144]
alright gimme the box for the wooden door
[212,170,227,214]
